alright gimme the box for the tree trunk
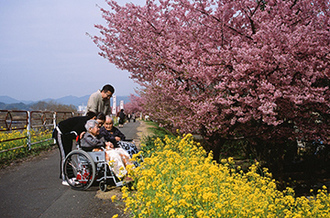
[211,137,227,162]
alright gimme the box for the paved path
[0,121,141,218]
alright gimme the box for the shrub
[124,134,330,217]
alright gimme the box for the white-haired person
[100,115,126,143]
[81,119,133,181]
[100,115,139,159]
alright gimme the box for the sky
[0,0,146,101]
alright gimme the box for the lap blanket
[118,141,139,158]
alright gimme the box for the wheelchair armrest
[88,151,106,162]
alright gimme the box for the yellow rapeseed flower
[111,195,117,202]
[121,134,330,218]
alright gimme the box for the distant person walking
[87,84,115,116]
[118,109,125,127]
[132,112,136,122]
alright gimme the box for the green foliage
[146,121,173,137]
[140,121,176,158]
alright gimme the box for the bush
[139,121,176,158]
[123,134,330,217]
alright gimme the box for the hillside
[0,95,130,110]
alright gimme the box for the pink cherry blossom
[93,0,329,161]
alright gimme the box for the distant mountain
[112,96,130,107]
[0,95,20,104]
[0,101,31,110]
[0,95,131,108]
[48,95,90,107]
[0,96,33,105]
[43,95,130,107]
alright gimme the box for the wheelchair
[63,131,141,192]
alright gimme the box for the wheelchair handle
[69,131,80,142]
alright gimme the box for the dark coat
[55,116,90,139]
[80,132,106,151]
[99,126,126,147]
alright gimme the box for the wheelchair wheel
[63,150,96,190]
[99,181,107,192]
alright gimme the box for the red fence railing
[0,110,76,152]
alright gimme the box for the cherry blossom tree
[124,93,144,115]
[93,0,329,163]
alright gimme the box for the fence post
[27,111,31,150]
[53,112,57,144]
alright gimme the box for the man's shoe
[69,178,79,185]
[62,180,69,186]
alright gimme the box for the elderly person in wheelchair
[81,119,133,181]
[100,115,140,159]
[100,115,126,142]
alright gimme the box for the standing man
[87,84,115,116]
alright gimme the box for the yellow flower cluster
[29,129,53,143]
[0,130,28,158]
[0,129,52,160]
[123,134,330,217]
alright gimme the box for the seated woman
[100,115,139,158]
[100,115,125,143]
[81,119,133,181]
